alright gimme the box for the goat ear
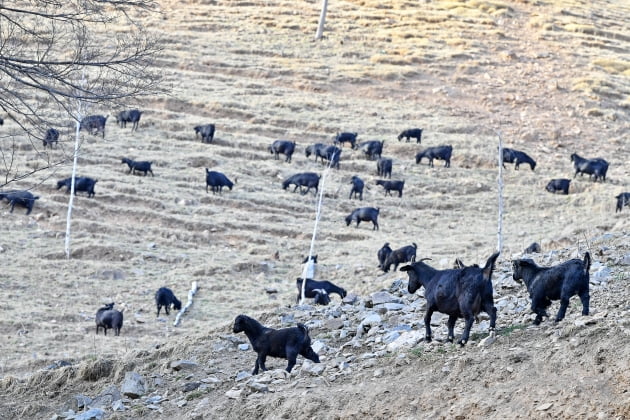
[482,252,500,281]
[400,265,411,272]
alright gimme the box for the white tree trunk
[65,107,83,259]
[174,281,198,327]
[315,0,329,40]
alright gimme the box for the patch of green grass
[186,391,204,401]
[498,324,527,336]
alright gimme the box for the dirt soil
[0,0,629,418]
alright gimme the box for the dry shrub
[592,59,630,75]
[78,358,114,382]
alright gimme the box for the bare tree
[0,1,163,187]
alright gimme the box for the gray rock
[121,372,146,399]
[75,408,106,420]
[238,343,250,351]
[370,291,402,305]
[311,340,326,354]
[301,359,325,375]
[236,371,252,382]
[170,360,198,371]
[342,293,359,305]
[182,382,201,392]
[89,385,121,409]
[247,381,269,393]
[111,400,126,411]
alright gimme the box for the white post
[496,131,504,254]
[299,151,335,305]
[315,0,329,40]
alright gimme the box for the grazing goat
[377,157,392,178]
[233,314,320,375]
[0,190,39,215]
[321,145,341,169]
[402,252,500,345]
[349,175,365,200]
[121,158,154,176]
[56,176,98,198]
[415,145,452,168]
[397,128,422,143]
[115,109,142,131]
[502,147,536,171]
[382,243,417,272]
[377,242,393,270]
[268,140,296,163]
[296,278,347,305]
[282,172,320,196]
[512,253,591,325]
[155,287,182,316]
[305,143,327,162]
[205,169,235,194]
[194,124,216,143]
[80,115,108,138]
[334,132,358,149]
[357,140,384,160]
[570,153,608,182]
[615,192,630,212]
[43,128,59,148]
[546,178,570,195]
[95,303,124,336]
[524,242,541,254]
[376,179,404,198]
[345,207,379,230]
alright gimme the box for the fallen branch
[174,281,198,327]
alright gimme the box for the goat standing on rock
[512,252,591,325]
[233,314,320,375]
[401,252,500,345]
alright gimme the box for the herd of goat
[0,112,623,375]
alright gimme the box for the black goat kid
[233,314,320,375]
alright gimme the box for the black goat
[402,252,500,345]
[121,158,154,176]
[115,109,142,131]
[615,192,630,212]
[512,253,591,325]
[155,287,182,316]
[268,140,296,163]
[305,143,327,162]
[377,242,393,270]
[205,169,235,194]
[524,242,542,254]
[95,303,124,336]
[334,132,358,149]
[345,207,379,230]
[377,157,392,178]
[570,153,608,182]
[296,278,347,305]
[397,128,423,143]
[502,147,536,171]
[233,314,320,375]
[382,243,417,272]
[415,145,452,168]
[194,124,216,143]
[546,178,570,195]
[80,115,108,138]
[349,175,364,200]
[376,179,404,197]
[56,176,98,198]
[357,140,384,160]
[282,172,320,196]
[0,190,39,215]
[43,128,59,148]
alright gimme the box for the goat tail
[583,252,591,274]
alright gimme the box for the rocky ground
[0,0,629,419]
